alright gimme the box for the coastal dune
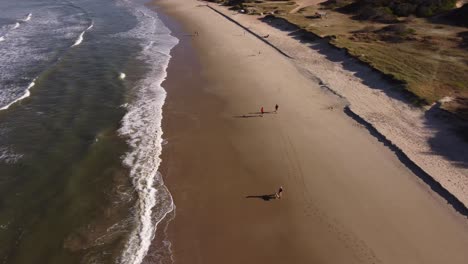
[153,0,468,263]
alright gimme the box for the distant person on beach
[261,106,264,115]
[275,186,283,199]
[275,104,279,112]
[194,31,199,36]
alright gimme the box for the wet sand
[150,0,468,263]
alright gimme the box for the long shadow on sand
[344,106,468,217]
[424,103,468,169]
[233,111,277,118]
[246,193,277,201]
[249,111,276,114]
[233,114,263,118]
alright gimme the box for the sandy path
[290,0,326,13]
[152,0,468,263]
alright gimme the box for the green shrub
[342,0,457,19]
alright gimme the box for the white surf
[0,79,36,111]
[117,1,179,264]
[71,21,93,47]
[22,13,32,22]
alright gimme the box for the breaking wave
[71,21,93,47]
[22,13,32,22]
[117,1,178,264]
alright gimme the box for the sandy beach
[149,0,468,263]
[218,3,468,209]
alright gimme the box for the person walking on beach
[275,186,283,199]
[275,104,279,113]
[261,106,264,115]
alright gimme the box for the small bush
[361,25,377,32]
[321,0,353,9]
[340,0,457,19]
[416,5,433,17]
[393,3,417,17]
[382,24,415,35]
[358,6,397,23]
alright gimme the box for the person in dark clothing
[275,104,279,112]
[276,186,283,199]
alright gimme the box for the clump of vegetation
[351,24,416,42]
[355,5,398,23]
[377,24,416,41]
[335,0,458,23]
[321,0,354,9]
[381,24,416,35]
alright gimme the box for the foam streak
[22,13,32,22]
[0,78,36,111]
[71,21,93,47]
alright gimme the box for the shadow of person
[245,193,277,201]
[233,114,263,118]
[249,111,274,114]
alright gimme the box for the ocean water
[0,0,177,263]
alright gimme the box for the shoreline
[150,0,468,263]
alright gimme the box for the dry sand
[149,0,468,263]
[210,0,468,208]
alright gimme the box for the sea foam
[117,1,178,264]
[71,21,93,47]
[0,147,23,164]
[22,13,32,22]
[0,78,36,111]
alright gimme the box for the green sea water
[0,0,177,263]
